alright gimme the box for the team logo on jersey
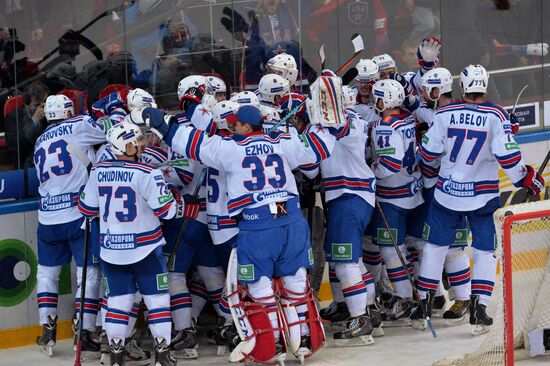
[237,264,255,281]
[332,243,352,260]
[348,0,368,25]
[454,229,468,245]
[377,228,397,245]
[409,177,424,195]
[156,273,169,291]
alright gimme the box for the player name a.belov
[97,171,135,182]
[449,113,488,126]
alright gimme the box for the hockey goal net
[436,200,550,366]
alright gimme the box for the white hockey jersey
[419,101,527,211]
[167,126,337,217]
[354,101,378,126]
[413,102,439,188]
[34,115,108,225]
[78,160,176,265]
[371,113,424,209]
[206,166,239,244]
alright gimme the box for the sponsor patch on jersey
[156,273,169,291]
[308,248,315,265]
[454,229,468,245]
[376,147,396,156]
[158,193,173,204]
[505,142,519,151]
[331,243,352,260]
[422,135,429,144]
[103,277,110,295]
[298,134,310,147]
[422,224,430,241]
[377,130,392,135]
[377,228,398,245]
[237,264,255,281]
[170,159,190,167]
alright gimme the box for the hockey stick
[319,44,326,70]
[74,218,91,366]
[375,201,437,338]
[167,168,207,270]
[511,84,528,116]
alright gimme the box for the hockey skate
[409,291,435,331]
[100,330,110,365]
[295,335,312,365]
[383,298,413,327]
[36,315,57,357]
[109,338,125,366]
[470,295,493,336]
[125,338,151,365]
[432,295,447,318]
[333,314,375,347]
[171,325,198,359]
[319,301,350,329]
[369,300,384,337]
[72,320,101,359]
[444,299,470,325]
[154,337,177,366]
[207,317,238,356]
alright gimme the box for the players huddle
[32,36,545,366]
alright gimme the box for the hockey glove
[523,165,545,196]
[417,36,442,70]
[168,185,185,219]
[179,86,205,112]
[510,113,520,135]
[220,6,249,34]
[104,90,130,114]
[127,107,175,139]
[182,194,201,220]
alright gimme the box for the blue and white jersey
[166,125,337,217]
[355,101,378,127]
[140,146,169,166]
[419,101,527,211]
[206,166,238,244]
[78,160,176,265]
[34,115,108,225]
[413,102,439,188]
[371,113,424,209]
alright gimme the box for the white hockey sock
[37,265,61,324]
[169,272,192,330]
[363,238,382,282]
[144,293,172,345]
[197,265,231,320]
[96,280,105,328]
[407,237,425,280]
[75,265,101,331]
[105,294,133,345]
[282,267,310,336]
[472,248,497,306]
[127,292,142,338]
[189,279,207,320]
[359,262,376,305]
[416,243,448,300]
[379,246,413,299]
[435,282,445,297]
[248,276,280,340]
[445,247,471,301]
[328,264,345,303]
[334,260,367,317]
[101,295,108,327]
[219,287,231,319]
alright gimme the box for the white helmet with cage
[372,79,405,112]
[258,74,290,104]
[342,86,357,109]
[212,100,239,130]
[44,94,75,121]
[229,91,261,108]
[422,67,453,100]
[460,64,489,94]
[355,58,379,83]
[107,121,142,156]
[177,75,207,100]
[127,88,157,111]
[266,53,298,84]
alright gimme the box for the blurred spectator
[405,0,440,41]
[4,82,48,168]
[397,37,420,72]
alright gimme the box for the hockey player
[78,122,180,366]
[205,75,228,102]
[230,90,261,108]
[258,74,291,133]
[410,68,473,324]
[416,64,544,335]
[353,58,379,124]
[128,74,344,362]
[34,95,110,356]
[370,79,425,323]
[265,53,299,88]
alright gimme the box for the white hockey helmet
[230,91,261,108]
[106,121,143,155]
[258,74,290,104]
[177,75,207,100]
[460,64,489,94]
[372,54,396,72]
[205,75,227,94]
[372,79,405,112]
[259,104,281,123]
[355,58,379,83]
[422,67,453,100]
[44,94,74,121]
[127,88,157,111]
[266,53,298,84]
[342,86,357,109]
[212,100,239,130]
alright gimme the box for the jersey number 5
[448,128,487,165]
[242,154,286,191]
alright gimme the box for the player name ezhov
[97,171,135,182]
[449,113,488,126]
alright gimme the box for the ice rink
[1,316,548,366]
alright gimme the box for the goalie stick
[375,201,437,338]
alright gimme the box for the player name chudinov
[449,113,488,127]
[97,171,135,182]
[36,124,74,144]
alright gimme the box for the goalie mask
[460,64,489,95]
[45,94,74,121]
[372,79,405,113]
[127,88,157,111]
[212,100,239,130]
[422,67,453,103]
[266,53,298,85]
[107,122,143,157]
[258,74,290,105]
[230,91,261,108]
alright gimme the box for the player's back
[34,115,105,225]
